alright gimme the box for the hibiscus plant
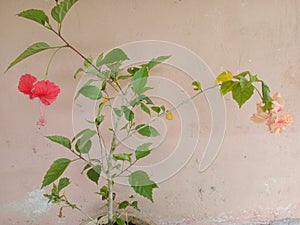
[6,0,292,225]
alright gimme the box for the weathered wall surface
[0,0,300,224]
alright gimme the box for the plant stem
[44,46,66,79]
[116,84,220,146]
[107,134,117,225]
[49,28,122,94]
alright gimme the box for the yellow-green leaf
[215,70,233,84]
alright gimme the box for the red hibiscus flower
[18,73,61,127]
[32,80,61,106]
[18,74,37,99]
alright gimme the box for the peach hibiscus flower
[251,92,292,133]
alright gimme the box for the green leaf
[83,56,93,69]
[115,217,126,225]
[76,129,96,152]
[132,66,148,94]
[192,80,202,91]
[121,106,134,122]
[98,185,109,200]
[101,80,107,91]
[118,201,130,209]
[135,143,152,160]
[215,70,233,84]
[57,177,70,193]
[127,67,139,75]
[42,158,71,188]
[232,83,254,108]
[113,153,132,163]
[46,136,71,149]
[261,82,273,112]
[95,114,104,127]
[131,201,140,211]
[147,55,171,70]
[128,171,158,202]
[51,0,78,24]
[118,75,132,80]
[87,165,101,185]
[97,48,129,67]
[72,128,94,142]
[220,80,238,96]
[113,108,123,117]
[140,103,151,116]
[160,105,166,113]
[151,106,161,114]
[96,52,104,67]
[135,124,160,137]
[18,9,49,26]
[73,67,84,79]
[138,95,153,105]
[75,139,92,154]
[81,164,91,174]
[79,85,102,100]
[6,42,51,72]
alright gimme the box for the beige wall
[1,0,300,224]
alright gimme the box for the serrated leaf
[215,70,233,84]
[113,153,132,163]
[46,135,71,149]
[118,201,130,209]
[97,48,129,67]
[220,80,238,96]
[151,106,161,114]
[136,124,159,137]
[132,66,148,95]
[232,83,254,108]
[18,9,49,26]
[135,143,152,160]
[57,177,70,193]
[192,80,202,91]
[6,42,51,72]
[87,165,101,185]
[51,0,78,23]
[79,85,102,100]
[128,171,158,202]
[147,55,171,70]
[140,103,151,116]
[42,158,71,188]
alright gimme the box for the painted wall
[0,0,300,224]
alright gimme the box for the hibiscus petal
[18,74,37,99]
[32,80,60,106]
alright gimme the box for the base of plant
[80,210,157,225]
